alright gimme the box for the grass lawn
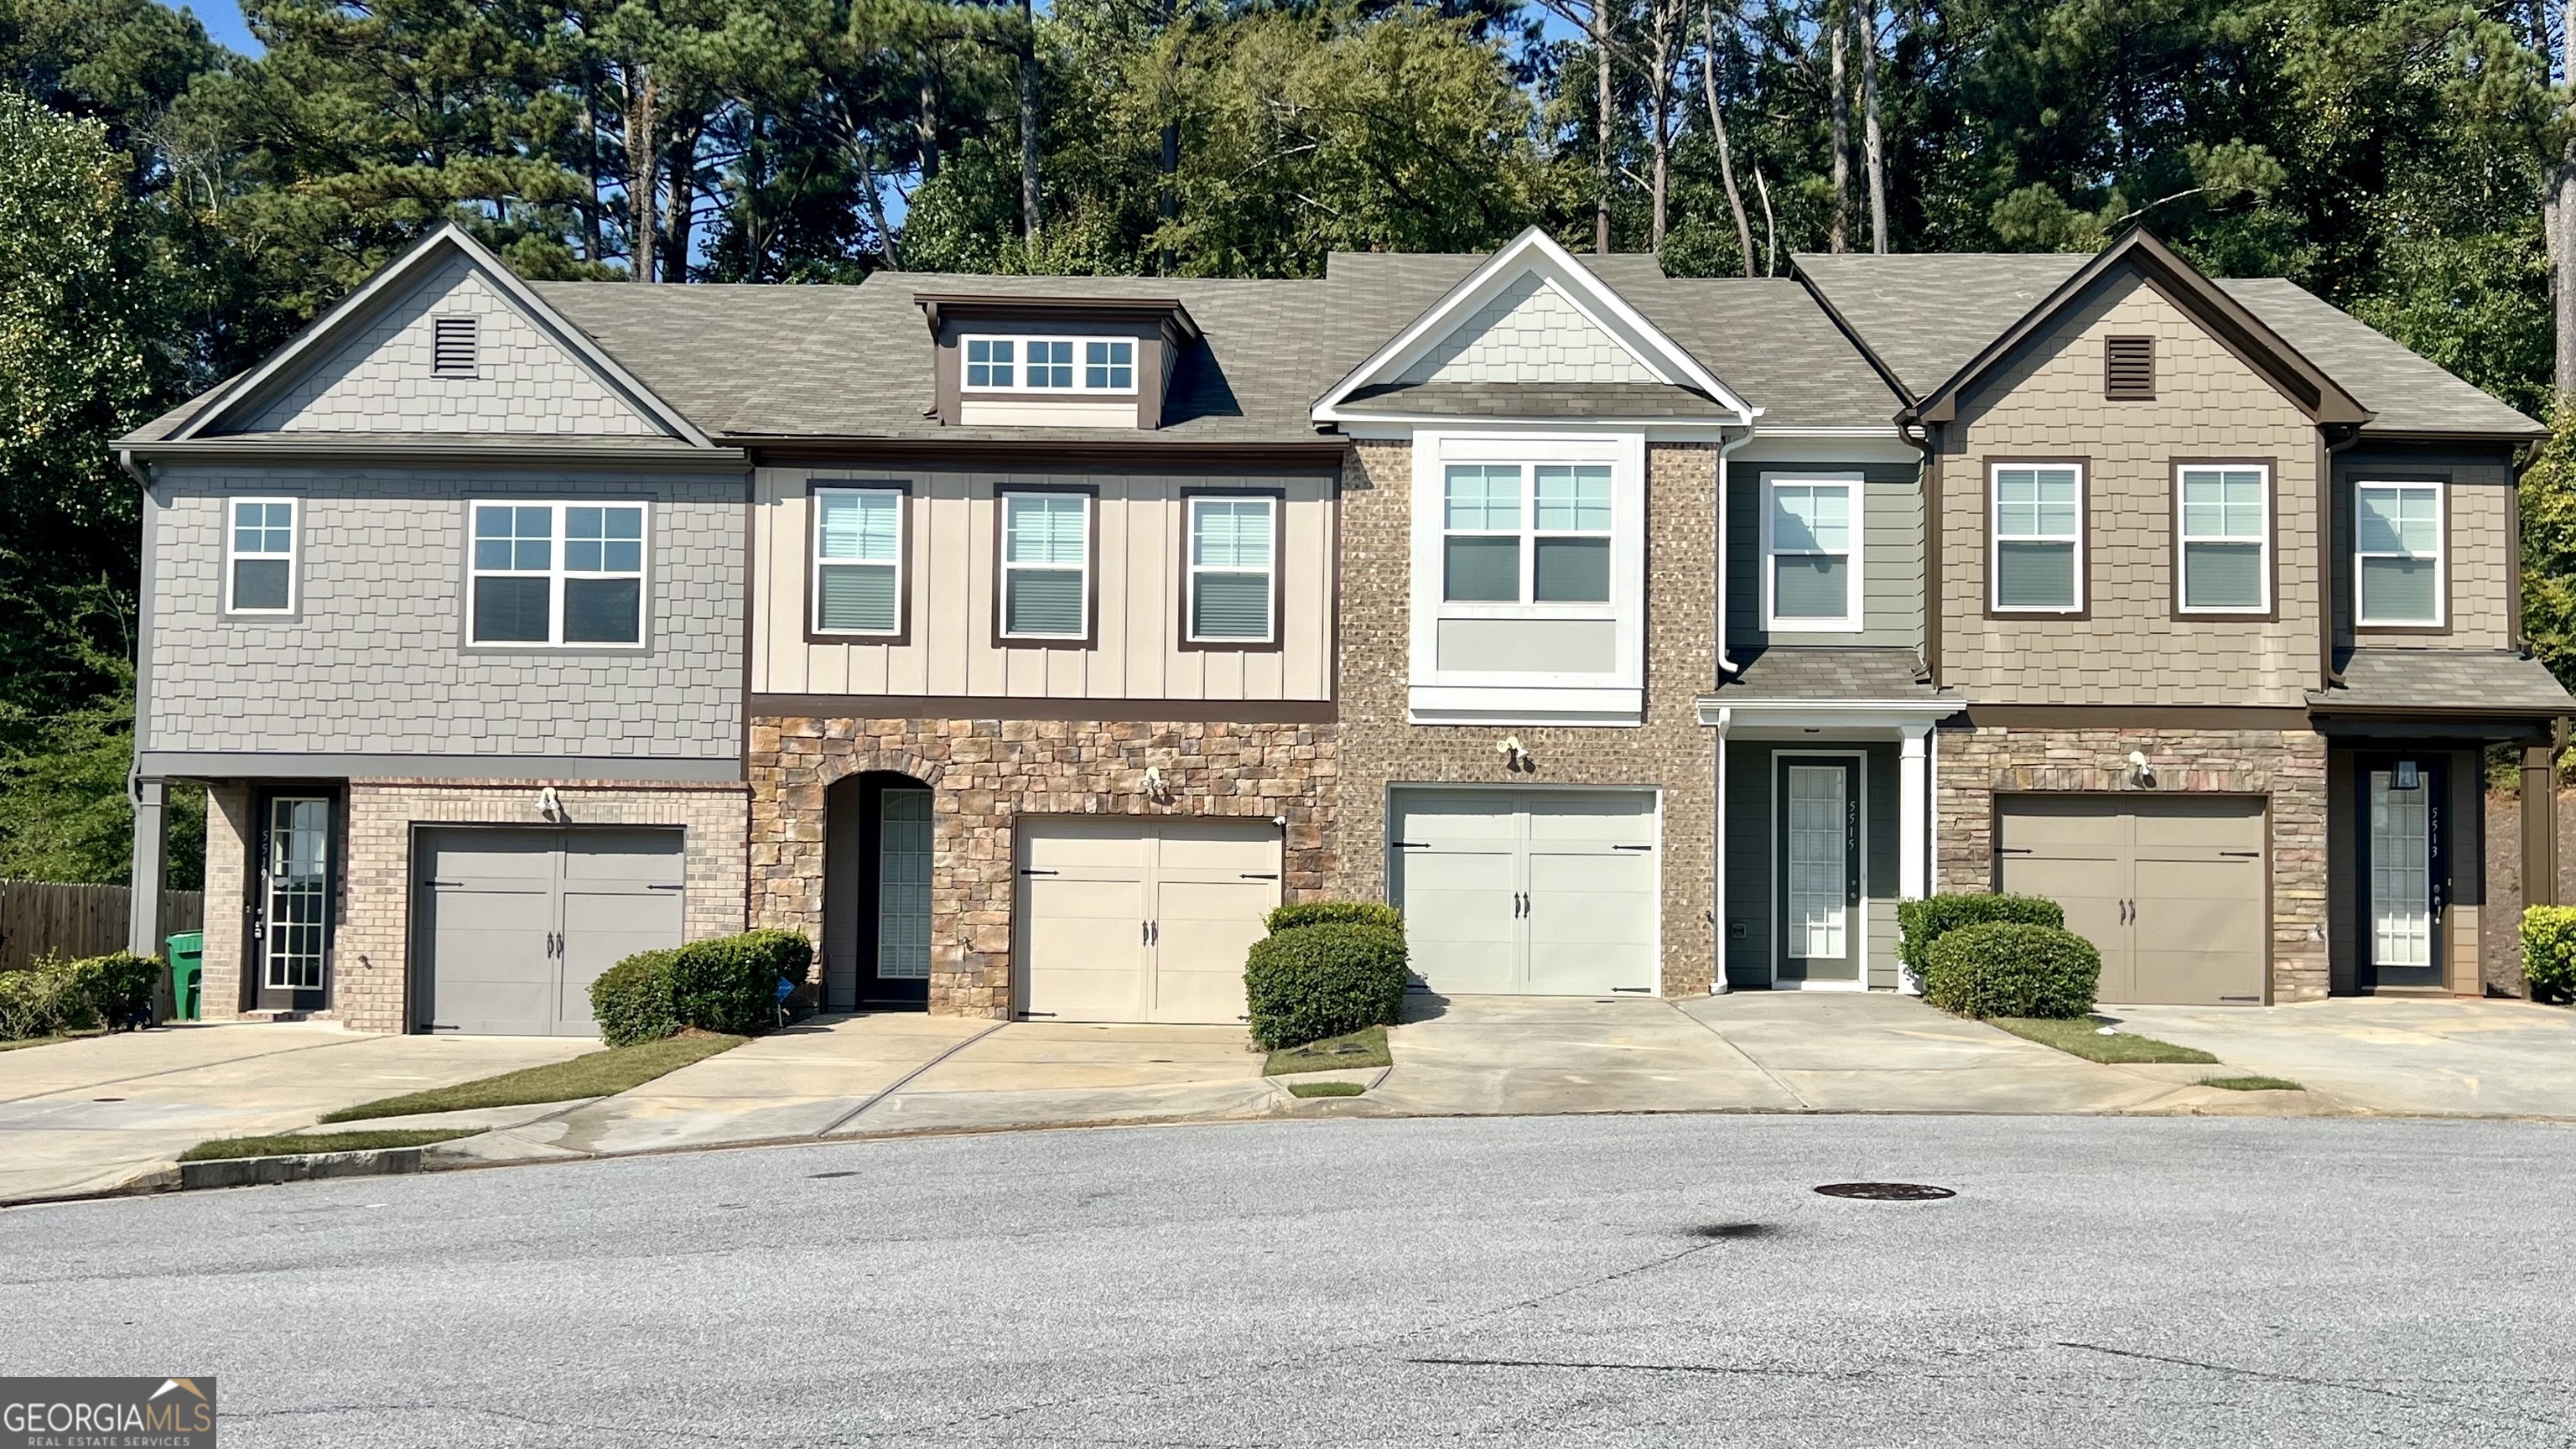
[1990,1016,2220,1065]
[180,1129,480,1162]
[320,1031,745,1123]
[1264,1025,1391,1077]
[0,1031,103,1052]
[2202,1075,2304,1092]
[1286,1081,1365,1098]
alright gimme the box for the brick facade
[1934,724,2331,1000]
[747,715,1337,1018]
[1332,439,1721,999]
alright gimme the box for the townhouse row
[116,224,2573,1035]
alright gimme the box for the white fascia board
[1334,415,1741,438]
[1410,685,1644,728]
[1696,698,1963,731]
[1732,429,1919,465]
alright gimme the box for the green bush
[2522,906,2576,1005]
[1897,893,2065,981]
[0,952,165,1041]
[1264,901,1404,935]
[589,950,681,1047]
[1922,922,2101,1020]
[1244,922,1408,1051]
[667,929,815,1037]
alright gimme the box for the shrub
[85,953,161,1027]
[0,953,165,1041]
[590,950,681,1047]
[1264,901,1404,936]
[667,929,815,1037]
[1897,893,2065,981]
[2523,906,2576,1005]
[1922,922,2101,1021]
[1244,922,1408,1051]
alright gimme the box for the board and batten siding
[754,466,1337,700]
[1727,460,1924,652]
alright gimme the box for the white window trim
[2174,464,2272,615]
[2355,480,2446,628]
[998,490,1094,641]
[1184,494,1278,645]
[1989,462,2086,614]
[1406,429,1646,726]
[1761,473,1864,634]
[224,496,300,616]
[810,486,906,638]
[465,499,651,649]
[959,334,1140,396]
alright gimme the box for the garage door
[417,828,686,1035]
[1016,818,1280,1024]
[1390,788,1658,997]
[1997,797,2266,1005]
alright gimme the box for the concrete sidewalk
[2106,997,2576,1118]
[0,1023,590,1203]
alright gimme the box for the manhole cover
[1814,1182,1954,1201]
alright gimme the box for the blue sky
[184,0,261,55]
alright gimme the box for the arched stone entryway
[821,770,937,1010]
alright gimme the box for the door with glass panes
[2359,755,2447,990]
[253,792,335,1011]
[1774,757,1862,985]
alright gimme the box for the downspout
[2319,425,2366,689]
[1898,416,1938,683]
[117,448,149,809]
[1716,425,1757,682]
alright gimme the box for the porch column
[2527,732,2562,910]
[127,777,168,959]
[1898,724,1930,901]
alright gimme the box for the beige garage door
[1016,818,1281,1024]
[1997,796,2266,1005]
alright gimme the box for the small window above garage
[917,293,1200,431]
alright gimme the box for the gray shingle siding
[143,464,745,765]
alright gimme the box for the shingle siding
[1395,271,1658,386]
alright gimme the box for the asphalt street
[5,1114,2572,1446]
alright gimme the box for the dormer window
[922,293,1197,430]
[966,339,1015,388]
[961,335,1136,394]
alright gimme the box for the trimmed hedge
[590,950,682,1047]
[587,931,814,1045]
[2522,905,2576,1005]
[1244,922,1409,1051]
[1897,893,2065,981]
[1265,901,1403,935]
[0,953,164,1041]
[1922,922,2101,1020]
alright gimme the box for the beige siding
[2449,474,2515,648]
[753,465,1335,701]
[1938,273,2321,704]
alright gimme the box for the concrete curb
[175,1146,432,1192]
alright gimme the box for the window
[1441,463,1612,605]
[961,335,1137,393]
[226,497,298,614]
[1764,478,1859,630]
[1000,491,1090,639]
[1187,496,1275,643]
[469,501,647,647]
[432,316,478,377]
[2356,482,2443,626]
[1991,464,2083,611]
[2177,465,2270,613]
[813,487,904,636]
[2105,335,2154,399]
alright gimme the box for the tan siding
[2450,475,2513,648]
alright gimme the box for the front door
[1774,758,1861,985]
[2360,756,2446,990]
[253,792,334,1012]
[869,785,934,1005]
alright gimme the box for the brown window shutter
[432,316,480,377]
[2104,335,2154,399]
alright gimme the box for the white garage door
[1016,818,1281,1024]
[1390,788,1658,996]
[418,827,686,1035]
[1997,797,2267,1005]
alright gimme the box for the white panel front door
[1391,788,1659,997]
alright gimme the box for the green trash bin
[165,932,204,1022]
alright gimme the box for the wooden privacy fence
[0,881,205,974]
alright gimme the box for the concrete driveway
[0,1023,593,1203]
[2106,998,2576,1118]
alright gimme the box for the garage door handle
[2220,850,2261,859]
[1239,872,1279,880]
[647,883,683,891]
[1391,840,1429,849]
[1021,869,1060,876]
[1613,844,1653,852]
[1999,847,2032,855]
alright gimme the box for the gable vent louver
[2104,335,2154,400]
[431,315,480,377]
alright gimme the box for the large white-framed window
[999,490,1093,640]
[2176,464,2271,615]
[961,335,1136,394]
[2356,481,2444,626]
[1763,475,1862,632]
[1991,463,2083,612]
[468,501,647,647]
[1184,493,1277,644]
[226,496,299,615]
[1439,463,1613,605]
[812,486,905,637]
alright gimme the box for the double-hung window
[1441,464,1613,605]
[1764,477,1859,630]
[1186,495,1276,643]
[962,335,1135,393]
[469,501,647,647]
[227,497,299,614]
[1000,491,1091,640]
[813,487,904,636]
[2356,482,2443,626]
[2177,465,2270,613]
[1991,464,2083,611]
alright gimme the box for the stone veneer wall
[748,717,1337,1018]
[1330,439,1721,999]
[1934,725,2330,1000]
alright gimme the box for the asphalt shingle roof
[1711,647,1955,702]
[2312,648,2574,714]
